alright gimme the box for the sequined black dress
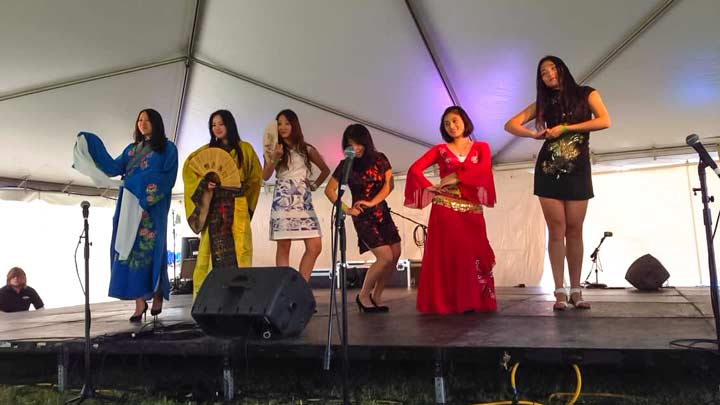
[534,86,595,201]
[331,152,401,254]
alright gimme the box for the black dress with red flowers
[331,152,401,254]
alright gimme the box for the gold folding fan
[187,148,241,188]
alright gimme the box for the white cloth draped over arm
[73,133,140,260]
[72,135,121,188]
[114,190,142,260]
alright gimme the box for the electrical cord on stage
[73,228,85,295]
[468,362,543,405]
[669,338,720,355]
[389,208,427,247]
[99,321,204,342]
[553,364,582,405]
[548,392,646,404]
[548,364,647,405]
[669,293,720,354]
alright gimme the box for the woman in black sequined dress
[325,124,401,313]
[505,56,611,311]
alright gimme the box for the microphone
[340,147,356,185]
[81,200,90,219]
[590,231,613,259]
[686,134,720,177]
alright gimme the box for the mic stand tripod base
[583,282,607,289]
[131,316,166,338]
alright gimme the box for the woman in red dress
[405,106,497,314]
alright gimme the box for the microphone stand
[323,159,353,405]
[67,205,118,404]
[693,161,720,348]
[583,235,609,289]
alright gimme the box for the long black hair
[208,109,244,168]
[535,55,586,129]
[276,109,312,172]
[133,108,167,153]
[439,106,474,143]
[342,124,377,169]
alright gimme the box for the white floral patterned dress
[269,147,322,240]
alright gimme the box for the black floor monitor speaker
[191,266,316,339]
[625,254,670,290]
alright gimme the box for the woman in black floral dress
[505,55,611,311]
[325,124,401,313]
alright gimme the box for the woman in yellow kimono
[183,109,262,297]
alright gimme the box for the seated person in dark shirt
[0,267,44,312]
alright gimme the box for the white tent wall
[581,164,707,288]
[486,170,546,287]
[0,198,117,309]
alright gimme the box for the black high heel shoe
[356,295,381,313]
[129,301,148,323]
[150,301,163,316]
[369,295,390,313]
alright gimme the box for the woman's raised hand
[272,144,284,160]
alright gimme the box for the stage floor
[0,286,716,358]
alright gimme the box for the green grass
[0,385,406,405]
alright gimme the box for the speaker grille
[191,266,316,338]
[625,254,669,290]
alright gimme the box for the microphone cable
[73,228,86,295]
[389,208,427,247]
[327,198,345,341]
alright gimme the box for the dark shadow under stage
[0,287,718,396]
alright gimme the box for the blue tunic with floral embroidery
[81,133,178,300]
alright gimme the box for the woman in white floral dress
[263,109,330,281]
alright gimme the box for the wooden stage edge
[1,286,717,365]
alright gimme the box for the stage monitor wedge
[191,266,316,339]
[625,254,670,291]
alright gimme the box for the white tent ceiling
[1,0,719,194]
